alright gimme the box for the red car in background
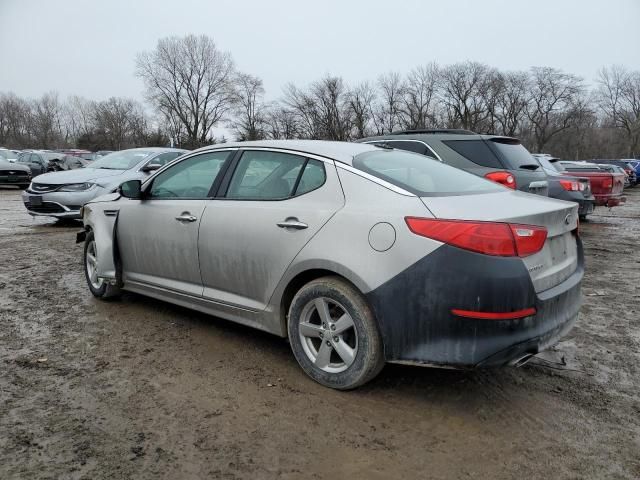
[558,161,626,208]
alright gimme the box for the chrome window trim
[221,146,337,165]
[362,139,443,162]
[207,146,415,197]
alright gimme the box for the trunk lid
[421,191,579,293]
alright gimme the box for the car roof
[195,140,379,165]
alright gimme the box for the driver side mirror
[119,180,142,199]
[141,162,162,173]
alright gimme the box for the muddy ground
[0,188,638,480]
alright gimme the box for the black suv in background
[359,129,549,196]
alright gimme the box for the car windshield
[353,149,504,196]
[88,150,154,170]
[0,150,17,160]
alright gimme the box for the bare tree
[373,72,404,134]
[136,35,235,148]
[282,75,353,140]
[399,63,440,130]
[596,65,640,157]
[62,96,96,144]
[490,71,530,137]
[229,73,267,141]
[31,92,64,148]
[93,97,147,150]
[347,81,376,138]
[264,105,299,139]
[439,61,492,131]
[526,67,586,152]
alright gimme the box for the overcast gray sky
[1,0,639,102]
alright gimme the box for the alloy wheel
[298,297,358,373]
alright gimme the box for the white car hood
[33,167,127,185]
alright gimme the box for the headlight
[58,183,95,192]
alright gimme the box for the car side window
[226,150,308,200]
[32,154,44,166]
[149,151,230,199]
[294,160,326,195]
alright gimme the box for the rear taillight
[559,180,580,191]
[405,218,547,257]
[484,171,516,189]
[602,177,613,189]
[510,224,548,257]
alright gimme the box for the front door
[117,150,233,296]
[198,149,344,310]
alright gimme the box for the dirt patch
[1,187,639,479]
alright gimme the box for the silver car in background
[22,147,187,219]
[79,140,583,389]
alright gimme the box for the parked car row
[21,148,186,217]
[0,148,120,190]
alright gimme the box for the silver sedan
[22,147,187,219]
[79,140,583,389]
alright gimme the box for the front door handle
[175,213,198,223]
[277,218,308,230]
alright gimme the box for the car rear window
[487,138,540,170]
[352,150,503,196]
[441,139,503,168]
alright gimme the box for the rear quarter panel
[270,167,443,306]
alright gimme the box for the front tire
[287,276,384,390]
[83,231,120,299]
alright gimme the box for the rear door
[117,150,233,296]
[198,149,344,311]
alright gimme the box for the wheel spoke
[332,340,355,366]
[314,298,332,325]
[333,313,354,335]
[90,270,98,283]
[299,321,323,338]
[314,341,333,369]
[87,253,97,266]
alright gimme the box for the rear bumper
[367,239,583,368]
[594,194,626,207]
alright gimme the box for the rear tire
[287,276,384,390]
[83,231,120,299]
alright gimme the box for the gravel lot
[0,187,639,479]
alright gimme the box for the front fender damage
[82,203,120,284]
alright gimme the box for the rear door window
[353,150,503,196]
[442,140,503,168]
[226,150,308,200]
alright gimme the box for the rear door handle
[175,213,198,223]
[277,218,308,230]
